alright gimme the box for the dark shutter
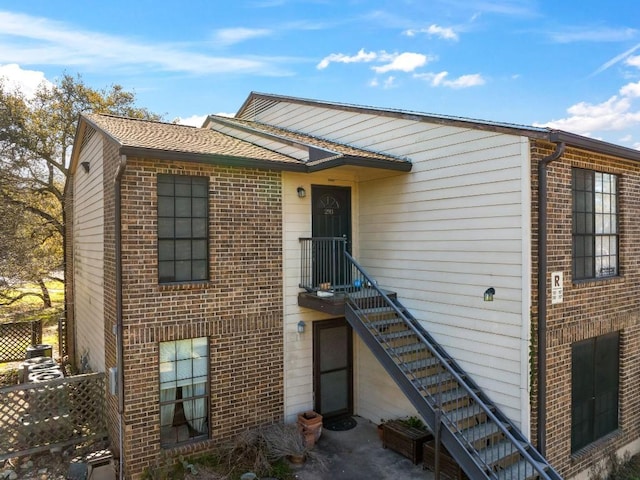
[571,332,619,452]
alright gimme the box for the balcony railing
[299,237,350,293]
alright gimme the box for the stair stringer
[344,293,562,480]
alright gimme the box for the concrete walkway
[291,416,433,480]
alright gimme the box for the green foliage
[399,415,426,430]
[0,72,159,308]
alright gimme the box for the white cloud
[414,71,485,89]
[591,43,640,76]
[317,49,378,69]
[372,52,429,73]
[0,11,291,76]
[177,112,234,127]
[213,28,271,46]
[534,82,640,136]
[318,49,430,75]
[550,26,637,44]
[620,81,640,98]
[404,24,459,41]
[176,115,209,127]
[0,63,51,97]
[626,55,640,68]
[383,76,396,89]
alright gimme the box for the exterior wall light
[297,187,306,198]
[484,287,495,302]
[81,161,90,173]
[297,321,306,333]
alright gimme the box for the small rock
[7,471,18,480]
[21,460,34,470]
[38,467,49,474]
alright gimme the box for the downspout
[114,154,127,480]
[536,141,565,456]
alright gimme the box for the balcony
[298,237,395,315]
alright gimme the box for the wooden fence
[0,320,42,363]
[0,372,107,461]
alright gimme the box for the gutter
[114,154,127,480]
[536,141,565,456]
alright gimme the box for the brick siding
[531,140,640,477]
[104,156,284,478]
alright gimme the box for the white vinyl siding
[257,101,531,430]
[73,132,105,373]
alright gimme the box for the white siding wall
[73,133,105,373]
[260,102,532,432]
[282,171,419,424]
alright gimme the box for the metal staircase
[343,253,562,480]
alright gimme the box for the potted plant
[297,410,323,447]
[381,416,432,464]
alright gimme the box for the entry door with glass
[311,185,351,289]
[313,318,353,419]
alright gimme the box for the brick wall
[531,140,640,477]
[114,158,284,479]
[102,140,120,462]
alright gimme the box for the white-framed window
[159,337,209,446]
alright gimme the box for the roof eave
[119,146,308,172]
[548,130,640,162]
[307,155,412,173]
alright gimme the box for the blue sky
[2,1,640,148]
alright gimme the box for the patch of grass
[0,280,63,376]
[1,279,64,325]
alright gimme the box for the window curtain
[177,340,207,434]
[160,387,176,428]
[182,382,207,433]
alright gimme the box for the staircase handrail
[344,252,559,480]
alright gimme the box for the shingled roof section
[82,113,302,166]
[207,115,411,166]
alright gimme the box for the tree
[0,73,160,307]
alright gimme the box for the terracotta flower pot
[297,411,323,447]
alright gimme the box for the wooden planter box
[423,439,467,480]
[382,420,432,464]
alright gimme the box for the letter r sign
[551,271,563,304]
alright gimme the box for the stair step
[380,329,416,341]
[460,422,504,449]
[403,357,440,371]
[358,306,397,317]
[495,459,543,480]
[413,371,456,390]
[477,440,522,470]
[370,317,405,329]
[429,387,471,411]
[392,342,429,356]
[446,404,489,430]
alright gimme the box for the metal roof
[237,92,640,163]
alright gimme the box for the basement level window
[572,169,618,281]
[159,337,209,447]
[157,174,209,283]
